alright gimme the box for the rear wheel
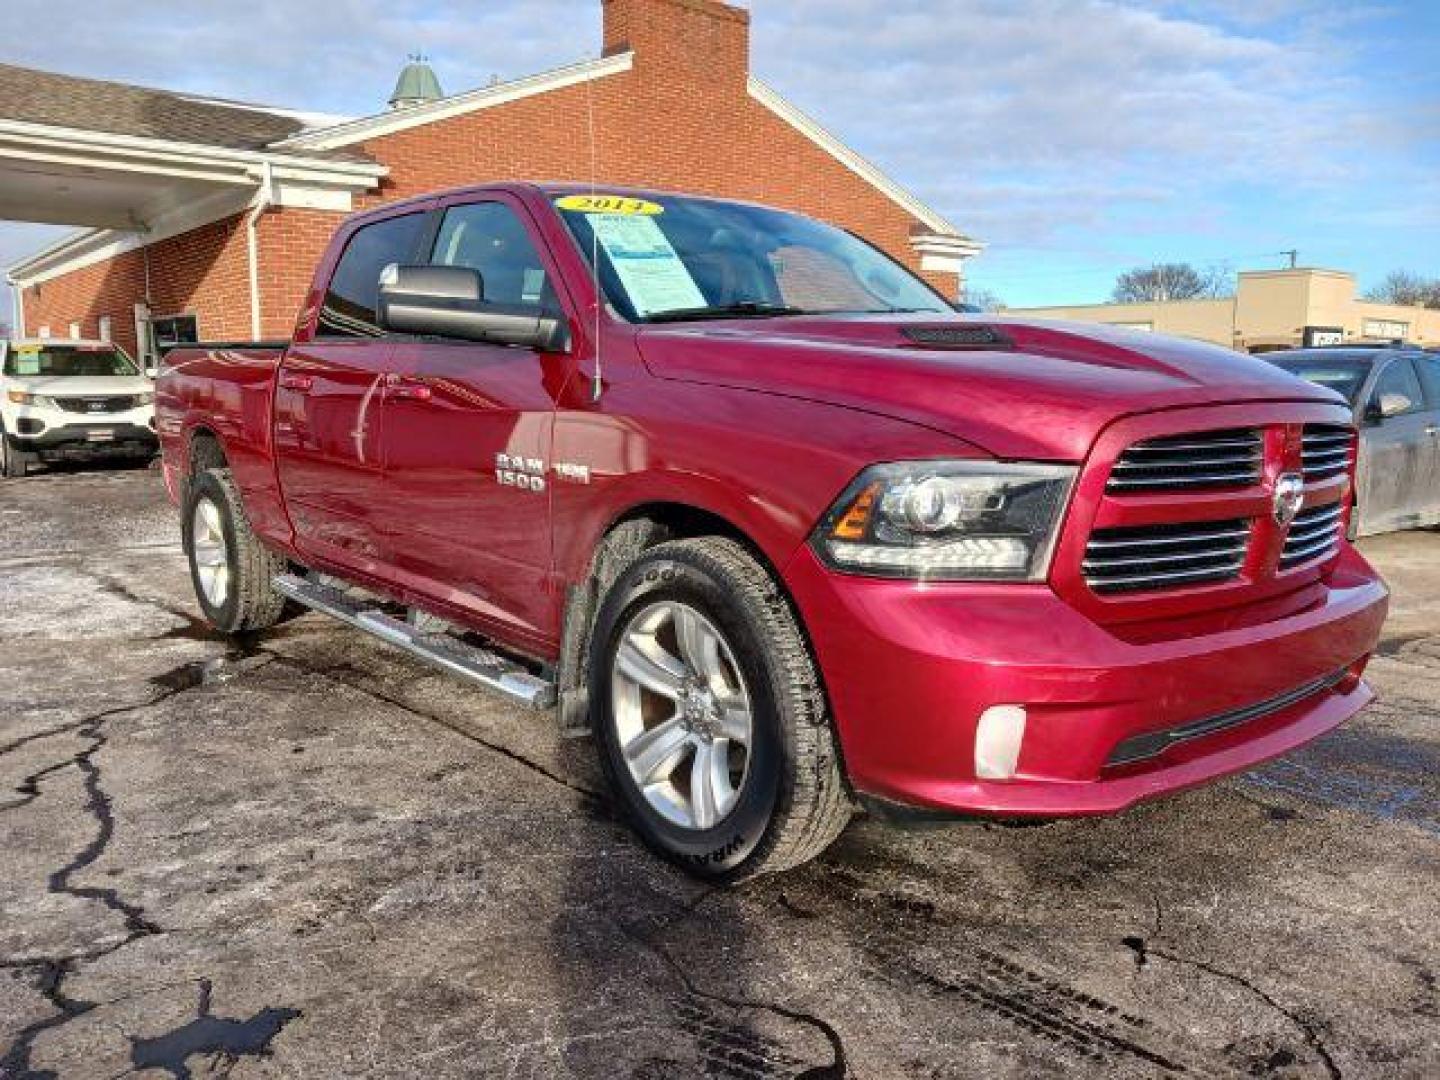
[183,467,287,634]
[590,537,852,881]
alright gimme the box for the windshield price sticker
[586,213,706,317]
[556,194,664,216]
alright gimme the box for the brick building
[3,0,979,368]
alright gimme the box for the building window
[152,315,199,351]
[1363,318,1409,341]
[99,315,113,342]
[69,321,81,339]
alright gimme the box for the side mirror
[1367,391,1412,422]
[377,264,569,351]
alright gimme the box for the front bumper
[15,421,158,460]
[783,543,1388,817]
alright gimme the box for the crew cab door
[1357,355,1440,532]
[377,194,577,649]
[273,206,430,571]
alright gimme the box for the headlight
[812,461,1076,581]
[6,390,56,408]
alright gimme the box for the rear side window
[1415,354,1440,407]
[429,202,554,310]
[318,213,426,338]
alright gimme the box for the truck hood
[6,375,152,397]
[634,315,1343,461]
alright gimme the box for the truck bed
[156,341,291,544]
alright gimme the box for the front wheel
[0,430,30,478]
[590,537,852,881]
[183,467,288,634]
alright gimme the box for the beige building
[1011,268,1440,353]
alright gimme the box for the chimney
[602,0,750,94]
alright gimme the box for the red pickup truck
[157,182,1387,879]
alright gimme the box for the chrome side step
[273,573,556,710]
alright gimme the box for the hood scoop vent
[901,324,1013,350]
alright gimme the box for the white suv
[1,339,158,478]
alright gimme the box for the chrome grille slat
[1088,561,1248,592]
[1113,454,1260,470]
[1084,526,1249,550]
[1082,543,1248,570]
[1123,438,1258,453]
[1107,428,1261,494]
[1280,501,1343,569]
[1107,470,1259,489]
[1085,517,1251,594]
[1301,424,1356,480]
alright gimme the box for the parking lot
[1,465,1437,1079]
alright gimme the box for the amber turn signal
[832,483,879,540]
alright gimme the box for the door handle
[278,371,314,393]
[384,373,432,402]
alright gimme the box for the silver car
[1269,346,1440,536]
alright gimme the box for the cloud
[749,0,1426,247]
[0,0,1435,314]
[0,0,601,115]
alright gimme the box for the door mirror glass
[1378,391,1414,419]
[377,264,568,351]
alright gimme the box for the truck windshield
[554,193,953,323]
[1268,353,1372,405]
[4,344,140,378]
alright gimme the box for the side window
[318,213,426,338]
[430,202,553,311]
[1414,354,1440,408]
[1370,357,1425,418]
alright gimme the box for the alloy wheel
[191,496,231,608]
[611,600,753,830]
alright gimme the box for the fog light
[975,705,1026,780]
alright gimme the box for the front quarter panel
[549,371,980,598]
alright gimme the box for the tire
[0,430,30,479]
[589,537,852,881]
[183,466,288,634]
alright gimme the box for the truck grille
[1280,502,1344,569]
[1083,518,1251,594]
[1300,425,1354,481]
[55,396,135,414]
[1107,428,1262,493]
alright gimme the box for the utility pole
[1281,249,1298,270]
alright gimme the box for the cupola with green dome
[388,55,443,110]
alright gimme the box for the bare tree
[1365,271,1440,310]
[1112,263,1231,303]
[958,286,1005,312]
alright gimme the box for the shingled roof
[0,62,330,150]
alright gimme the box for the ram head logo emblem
[1273,473,1305,527]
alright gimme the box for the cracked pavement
[1,466,1438,1078]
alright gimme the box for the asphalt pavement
[2,464,1437,1078]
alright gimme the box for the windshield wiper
[644,302,807,324]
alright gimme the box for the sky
[1,0,1437,319]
